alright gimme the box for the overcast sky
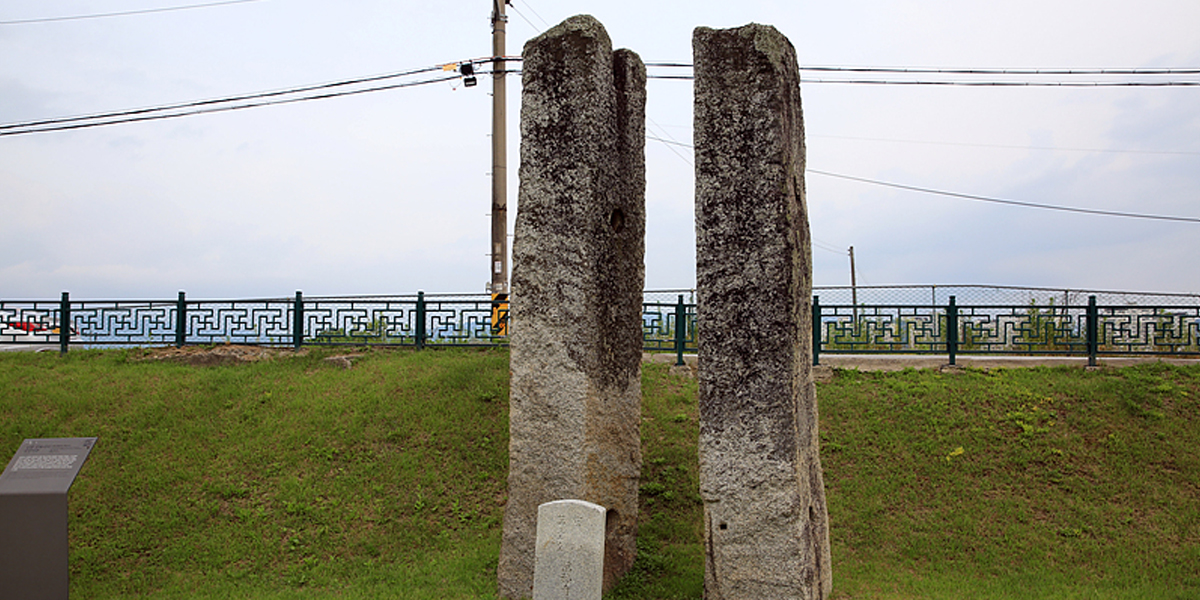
[2,0,1198,299]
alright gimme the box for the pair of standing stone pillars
[499,15,831,600]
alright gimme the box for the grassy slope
[1,349,1198,599]
[817,364,1200,599]
[2,348,511,599]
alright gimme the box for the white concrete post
[532,499,607,600]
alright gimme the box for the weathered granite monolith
[498,14,646,599]
[693,24,832,599]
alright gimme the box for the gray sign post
[0,437,97,600]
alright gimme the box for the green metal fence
[811,294,1200,365]
[2,287,1197,362]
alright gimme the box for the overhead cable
[645,135,693,149]
[0,58,513,136]
[645,127,693,167]
[0,65,448,132]
[795,79,1200,87]
[639,135,1199,224]
[810,134,1200,156]
[0,0,265,25]
[646,75,1200,86]
[808,169,1200,224]
[812,240,850,256]
[507,5,543,34]
[508,1,552,33]
[644,63,1200,76]
[804,66,1200,75]
[643,62,1200,86]
[516,0,554,30]
[6,55,1198,137]
[0,74,461,136]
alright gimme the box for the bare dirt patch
[131,344,304,366]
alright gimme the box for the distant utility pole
[849,245,859,325]
[490,0,510,333]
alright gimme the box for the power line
[812,240,849,256]
[797,79,1200,87]
[645,62,1200,75]
[0,60,506,136]
[1,65,447,132]
[646,134,693,149]
[803,66,1200,75]
[0,74,461,136]
[809,134,1200,157]
[512,0,552,30]
[650,126,1198,159]
[809,169,1200,224]
[7,54,1197,141]
[0,0,265,25]
[489,57,1200,81]
[643,62,1200,86]
[647,74,1200,86]
[507,5,544,34]
[639,135,1200,224]
[645,128,693,167]
[645,131,851,251]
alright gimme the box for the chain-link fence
[808,284,1200,307]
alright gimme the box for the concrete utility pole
[850,245,859,325]
[490,0,510,333]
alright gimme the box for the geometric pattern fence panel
[641,298,697,353]
[816,303,1200,356]
[956,305,1090,355]
[189,300,293,345]
[820,305,948,354]
[1098,305,1200,355]
[305,295,502,346]
[4,291,1199,357]
[423,295,501,345]
[1,295,509,349]
[306,298,419,346]
[0,299,70,346]
[82,300,179,345]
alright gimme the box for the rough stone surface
[693,23,832,599]
[498,14,646,600]
[532,500,607,600]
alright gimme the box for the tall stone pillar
[498,14,646,599]
[693,24,832,599]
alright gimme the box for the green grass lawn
[814,364,1200,600]
[1,348,1197,598]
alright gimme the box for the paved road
[645,352,1200,377]
[813,354,1200,372]
[0,344,59,353]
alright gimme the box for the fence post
[812,295,821,366]
[1086,295,1098,367]
[175,291,187,348]
[59,291,71,356]
[293,291,304,350]
[674,295,686,366]
[947,295,958,366]
[416,291,427,350]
